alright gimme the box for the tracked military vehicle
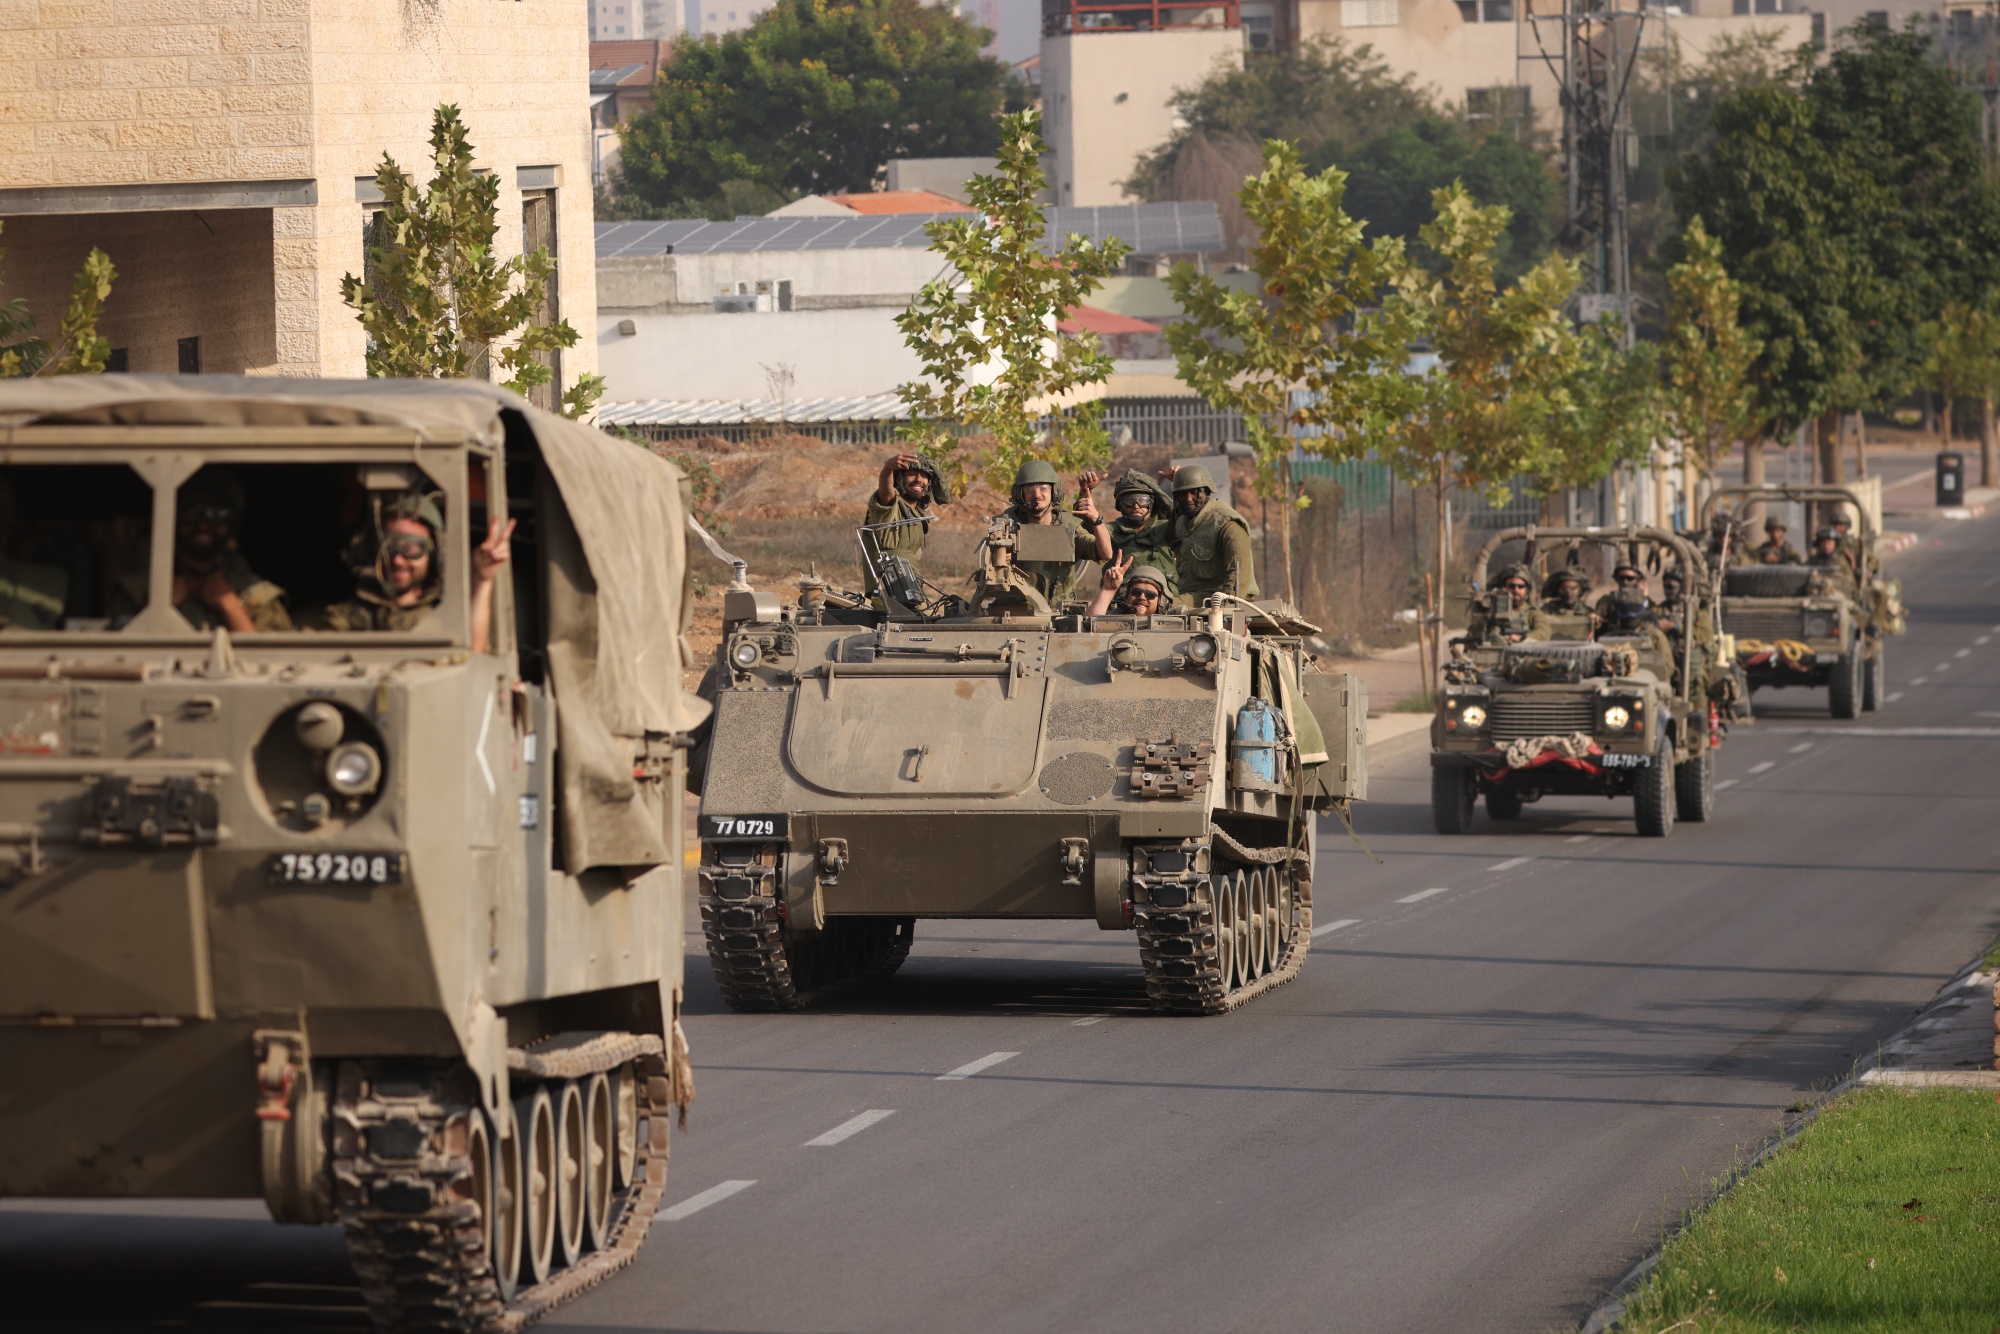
[1700,485,1905,717]
[693,513,1366,1015]
[0,377,702,1332]
[1431,526,1721,837]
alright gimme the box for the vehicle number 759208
[267,852,403,884]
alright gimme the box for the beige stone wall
[1,0,597,399]
[1042,29,1245,206]
[1,209,277,372]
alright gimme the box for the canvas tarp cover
[0,375,705,872]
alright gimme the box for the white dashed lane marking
[1887,692,1905,703]
[1747,761,1776,775]
[1311,918,1362,937]
[1071,1015,1107,1027]
[1787,742,1814,754]
[938,1052,1019,1081]
[1911,677,1930,685]
[805,1111,895,1147]
[1978,637,1992,646]
[1487,856,1534,872]
[1715,779,1739,790]
[657,1180,756,1222]
[1396,888,1451,905]
[1957,648,1973,658]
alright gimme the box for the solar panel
[594,201,1222,258]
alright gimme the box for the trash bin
[1937,451,1965,506]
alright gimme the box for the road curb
[1575,951,1997,1332]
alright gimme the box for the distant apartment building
[591,0,680,40]
[591,41,668,189]
[0,0,598,403]
[685,0,778,35]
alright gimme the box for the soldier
[1169,463,1258,601]
[1749,516,1801,565]
[137,469,291,632]
[1464,566,1550,646]
[1809,526,1859,597]
[1598,585,1675,659]
[863,451,949,595]
[1002,459,1113,604]
[1085,554,1172,616]
[1829,509,1874,580]
[1540,566,1598,633]
[312,490,514,654]
[1592,563,1648,622]
[1103,468,1178,590]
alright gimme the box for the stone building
[0,0,598,404]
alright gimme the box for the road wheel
[492,1101,525,1300]
[1674,730,1714,823]
[1246,866,1268,982]
[515,1086,556,1288]
[1633,734,1675,838]
[1431,765,1476,835]
[553,1079,586,1268]
[580,1072,614,1253]
[1829,638,1862,719]
[1485,786,1524,821]
[1862,640,1884,712]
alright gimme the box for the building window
[1341,0,1398,26]
[177,336,201,374]
[1466,85,1530,124]
[522,192,561,412]
[1455,0,1511,20]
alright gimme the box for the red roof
[824,190,973,215]
[589,39,665,82]
[1059,305,1162,336]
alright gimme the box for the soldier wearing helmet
[1103,468,1178,590]
[1168,463,1258,600]
[1001,459,1113,604]
[1808,525,1858,597]
[1086,555,1172,616]
[1749,515,1800,565]
[1464,565,1550,646]
[312,489,514,653]
[117,467,292,632]
[1593,563,1648,622]
[1597,585,1674,658]
[864,451,950,595]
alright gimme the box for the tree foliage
[341,105,602,418]
[1662,216,1763,479]
[616,0,1011,217]
[894,110,1130,489]
[1536,321,1663,496]
[1167,140,1415,600]
[0,222,116,378]
[1925,298,2000,425]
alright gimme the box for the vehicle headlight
[1459,704,1487,729]
[1187,633,1219,665]
[1802,612,1835,639]
[730,638,763,669]
[326,741,383,796]
[1602,705,1631,732]
[294,700,344,751]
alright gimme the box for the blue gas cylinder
[1231,698,1281,790]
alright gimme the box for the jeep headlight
[730,638,763,669]
[1802,611,1835,639]
[1599,698,1643,733]
[1459,703,1487,730]
[326,741,383,796]
[1602,705,1630,732]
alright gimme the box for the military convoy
[693,509,1367,1015]
[0,377,701,1332]
[1430,526,1723,837]
[1700,485,1905,717]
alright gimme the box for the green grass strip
[1617,1087,2000,1333]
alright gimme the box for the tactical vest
[1110,516,1178,588]
[1174,501,1252,596]
[863,494,932,593]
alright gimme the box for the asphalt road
[7,508,1999,1334]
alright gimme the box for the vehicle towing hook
[1058,837,1089,887]
[816,838,848,886]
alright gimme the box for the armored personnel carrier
[1430,526,1721,837]
[1700,485,1905,717]
[693,514,1366,1015]
[0,377,702,1331]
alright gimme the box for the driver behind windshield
[309,489,512,653]
[114,469,293,633]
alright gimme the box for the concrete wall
[1,0,597,395]
[598,248,951,313]
[597,307,926,401]
[1041,28,1244,206]
[1,209,277,373]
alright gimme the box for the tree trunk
[1280,461,1296,607]
[1982,398,1996,488]
[1816,412,1843,485]
[1432,473,1448,705]
[1850,411,1868,479]
[1742,435,1765,528]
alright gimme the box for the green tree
[1926,297,2000,486]
[1371,184,1580,676]
[616,0,1009,217]
[1167,140,1414,604]
[894,110,1130,489]
[0,222,116,378]
[341,105,602,418]
[1535,321,1662,501]
[1662,216,1763,486]
[1311,116,1555,285]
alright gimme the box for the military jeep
[693,515,1367,1015]
[1430,526,1721,838]
[1699,485,1904,717]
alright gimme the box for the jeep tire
[1634,732,1675,838]
[1431,765,1476,835]
[1674,730,1714,823]
[1861,639,1884,712]
[1828,637,1862,719]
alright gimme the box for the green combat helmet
[1125,564,1170,596]
[1172,464,1216,494]
[1012,458,1062,503]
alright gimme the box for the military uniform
[1748,538,1801,565]
[312,581,443,632]
[1540,569,1596,639]
[1107,472,1178,590]
[1810,550,1859,599]
[0,557,67,630]
[1172,500,1257,600]
[862,493,935,595]
[1465,597,1551,646]
[1003,505,1099,604]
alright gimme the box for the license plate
[702,813,789,841]
[266,851,405,885]
[1598,752,1652,769]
